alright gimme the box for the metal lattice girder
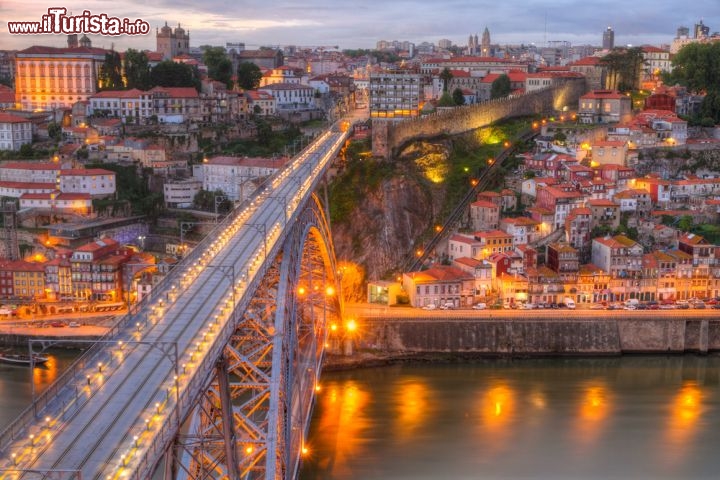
[177,196,343,480]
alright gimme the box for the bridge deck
[0,128,349,479]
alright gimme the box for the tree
[124,49,151,90]
[439,67,453,92]
[202,46,233,89]
[452,88,466,106]
[678,215,694,232]
[698,90,720,125]
[490,74,511,99]
[237,62,262,91]
[600,47,646,91]
[98,50,123,90]
[150,61,200,90]
[438,91,455,107]
[667,42,720,93]
[47,122,62,142]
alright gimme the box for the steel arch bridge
[0,127,350,480]
[173,196,342,480]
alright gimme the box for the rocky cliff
[330,140,453,280]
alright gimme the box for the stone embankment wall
[372,79,587,158]
[355,316,718,356]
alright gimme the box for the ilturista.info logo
[7,7,150,36]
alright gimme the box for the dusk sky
[1,0,718,52]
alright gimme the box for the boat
[0,353,49,366]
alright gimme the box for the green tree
[667,42,720,93]
[698,90,720,125]
[150,61,200,90]
[678,215,694,232]
[438,91,455,107]
[236,62,263,90]
[202,46,233,89]
[47,122,62,142]
[439,67,453,92]
[552,131,567,145]
[123,49,151,90]
[490,74,511,99]
[452,87,466,106]
[99,50,123,90]
[600,47,646,91]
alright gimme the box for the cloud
[1,0,719,50]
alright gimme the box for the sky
[1,0,719,52]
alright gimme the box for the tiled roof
[0,113,29,123]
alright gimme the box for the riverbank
[0,325,109,348]
[323,314,720,370]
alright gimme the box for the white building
[19,191,92,214]
[164,178,202,208]
[59,168,116,198]
[258,83,315,110]
[89,89,153,122]
[591,235,644,278]
[202,156,288,201]
[499,217,541,245]
[0,181,55,198]
[0,113,32,151]
[88,86,200,124]
[0,162,60,183]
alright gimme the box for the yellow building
[10,260,46,299]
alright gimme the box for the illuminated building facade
[15,44,107,111]
[369,71,420,120]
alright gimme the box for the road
[345,303,720,320]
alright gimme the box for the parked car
[472,303,487,310]
[68,322,80,328]
[439,302,455,310]
[422,304,437,310]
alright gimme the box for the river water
[300,356,720,480]
[2,354,719,479]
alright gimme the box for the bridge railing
[0,145,297,453]
[0,127,349,459]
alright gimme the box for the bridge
[0,124,352,480]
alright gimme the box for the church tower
[481,27,491,56]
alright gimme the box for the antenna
[544,12,547,47]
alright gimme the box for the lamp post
[246,223,267,259]
[213,193,228,223]
[207,264,236,322]
[269,194,290,224]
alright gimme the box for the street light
[247,223,267,259]
[214,193,228,223]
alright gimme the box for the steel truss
[174,196,342,479]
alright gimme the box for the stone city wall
[372,78,587,158]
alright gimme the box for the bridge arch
[172,195,343,480]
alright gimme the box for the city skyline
[1,0,719,52]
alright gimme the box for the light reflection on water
[0,349,80,429]
[301,356,720,480]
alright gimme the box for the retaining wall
[356,316,719,356]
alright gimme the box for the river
[2,354,719,479]
[300,355,720,480]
